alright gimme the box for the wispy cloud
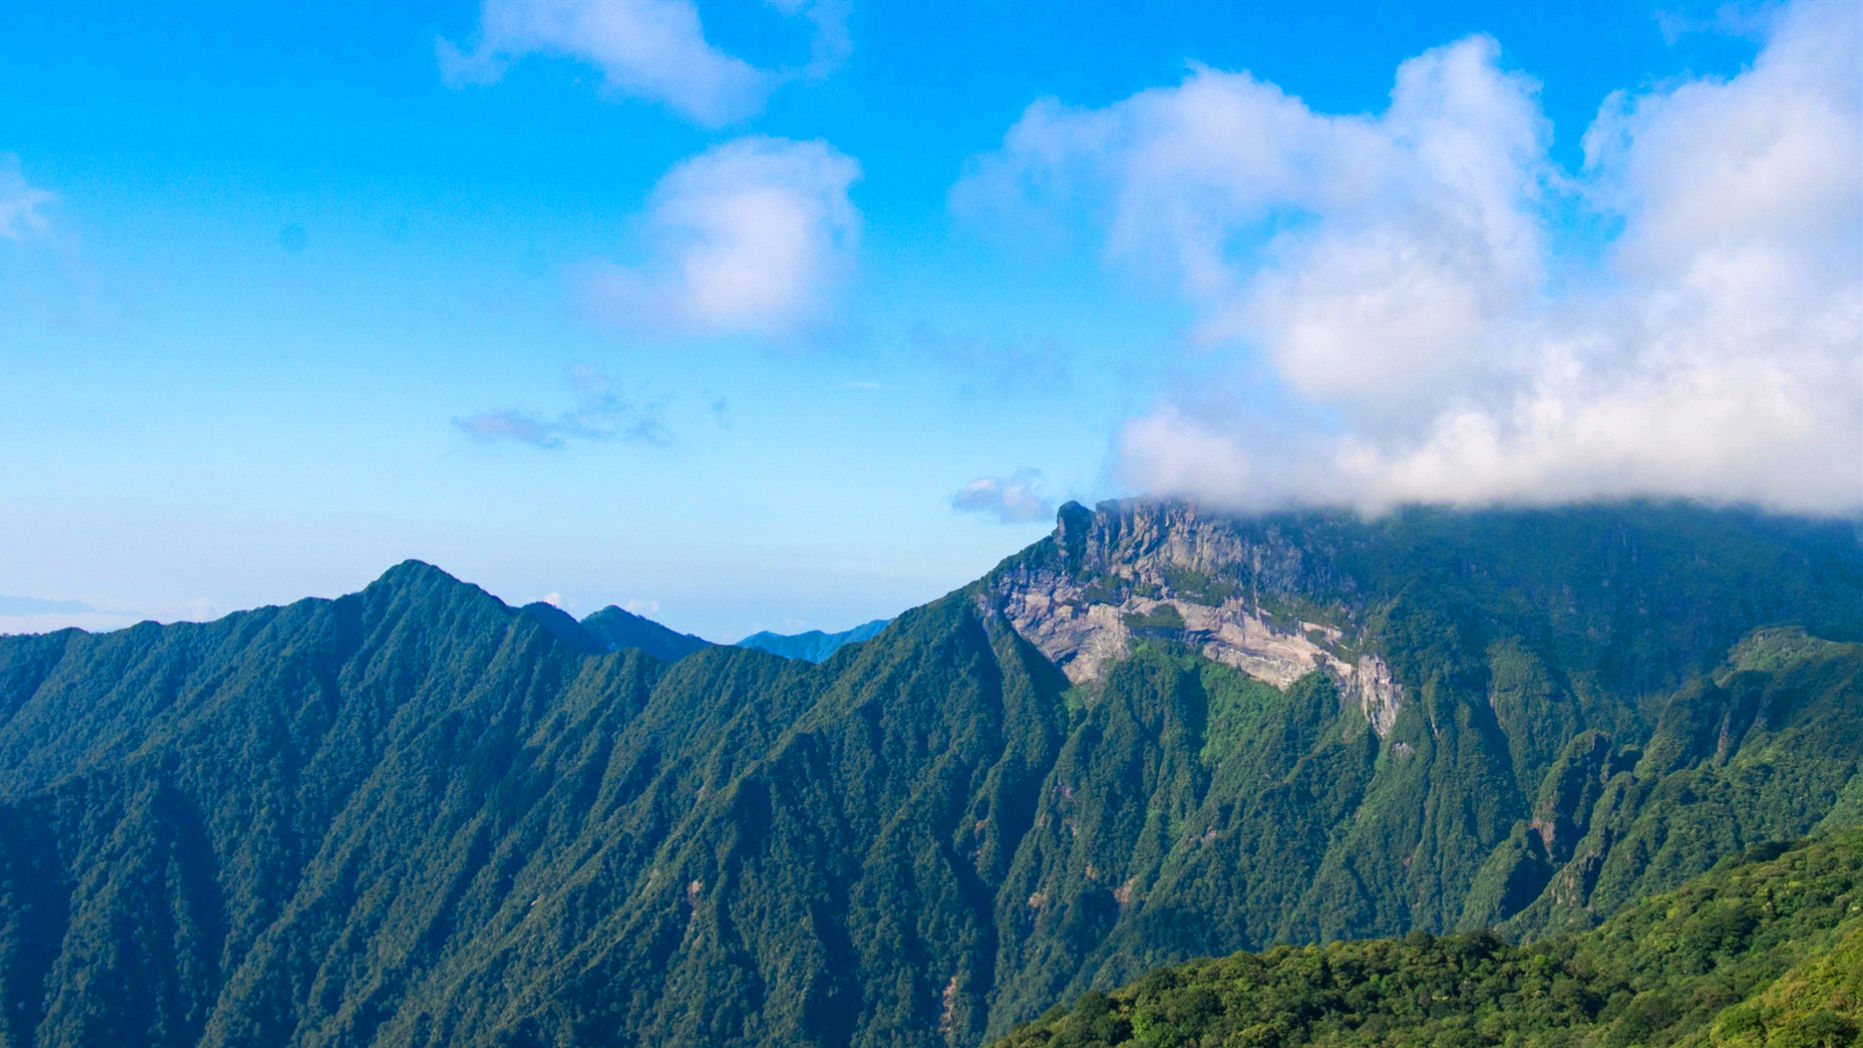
[0,153,55,240]
[0,152,125,330]
[439,0,849,127]
[456,365,673,449]
[585,136,861,338]
[958,1,1862,513]
[950,469,1057,524]
[0,595,96,615]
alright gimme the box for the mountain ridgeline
[521,602,885,666]
[736,619,891,663]
[0,500,1858,1047]
[575,605,710,663]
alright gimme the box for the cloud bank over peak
[587,136,861,338]
[961,2,1862,514]
[440,0,849,126]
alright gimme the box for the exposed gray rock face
[1344,652,1402,736]
[985,499,1405,735]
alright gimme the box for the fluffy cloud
[440,0,848,126]
[587,136,861,337]
[456,365,672,449]
[0,153,55,240]
[963,2,1862,513]
[951,469,1057,524]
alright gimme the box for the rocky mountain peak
[983,499,1403,734]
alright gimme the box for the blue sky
[2,0,1858,640]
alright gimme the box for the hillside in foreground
[994,829,1863,1048]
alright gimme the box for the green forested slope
[0,502,1856,1047]
[992,830,1863,1048]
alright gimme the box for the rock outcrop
[985,500,1405,735]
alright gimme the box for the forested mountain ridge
[577,605,712,663]
[0,500,1858,1047]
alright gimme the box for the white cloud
[587,136,861,337]
[957,37,1548,422]
[456,365,673,448]
[0,153,55,240]
[440,0,848,126]
[623,598,661,616]
[951,469,1057,524]
[0,153,121,328]
[962,2,1863,513]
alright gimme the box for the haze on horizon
[2,0,1858,640]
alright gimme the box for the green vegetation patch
[993,831,1863,1048]
[1123,605,1187,632]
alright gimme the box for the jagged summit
[983,497,1863,733]
[987,498,1401,732]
